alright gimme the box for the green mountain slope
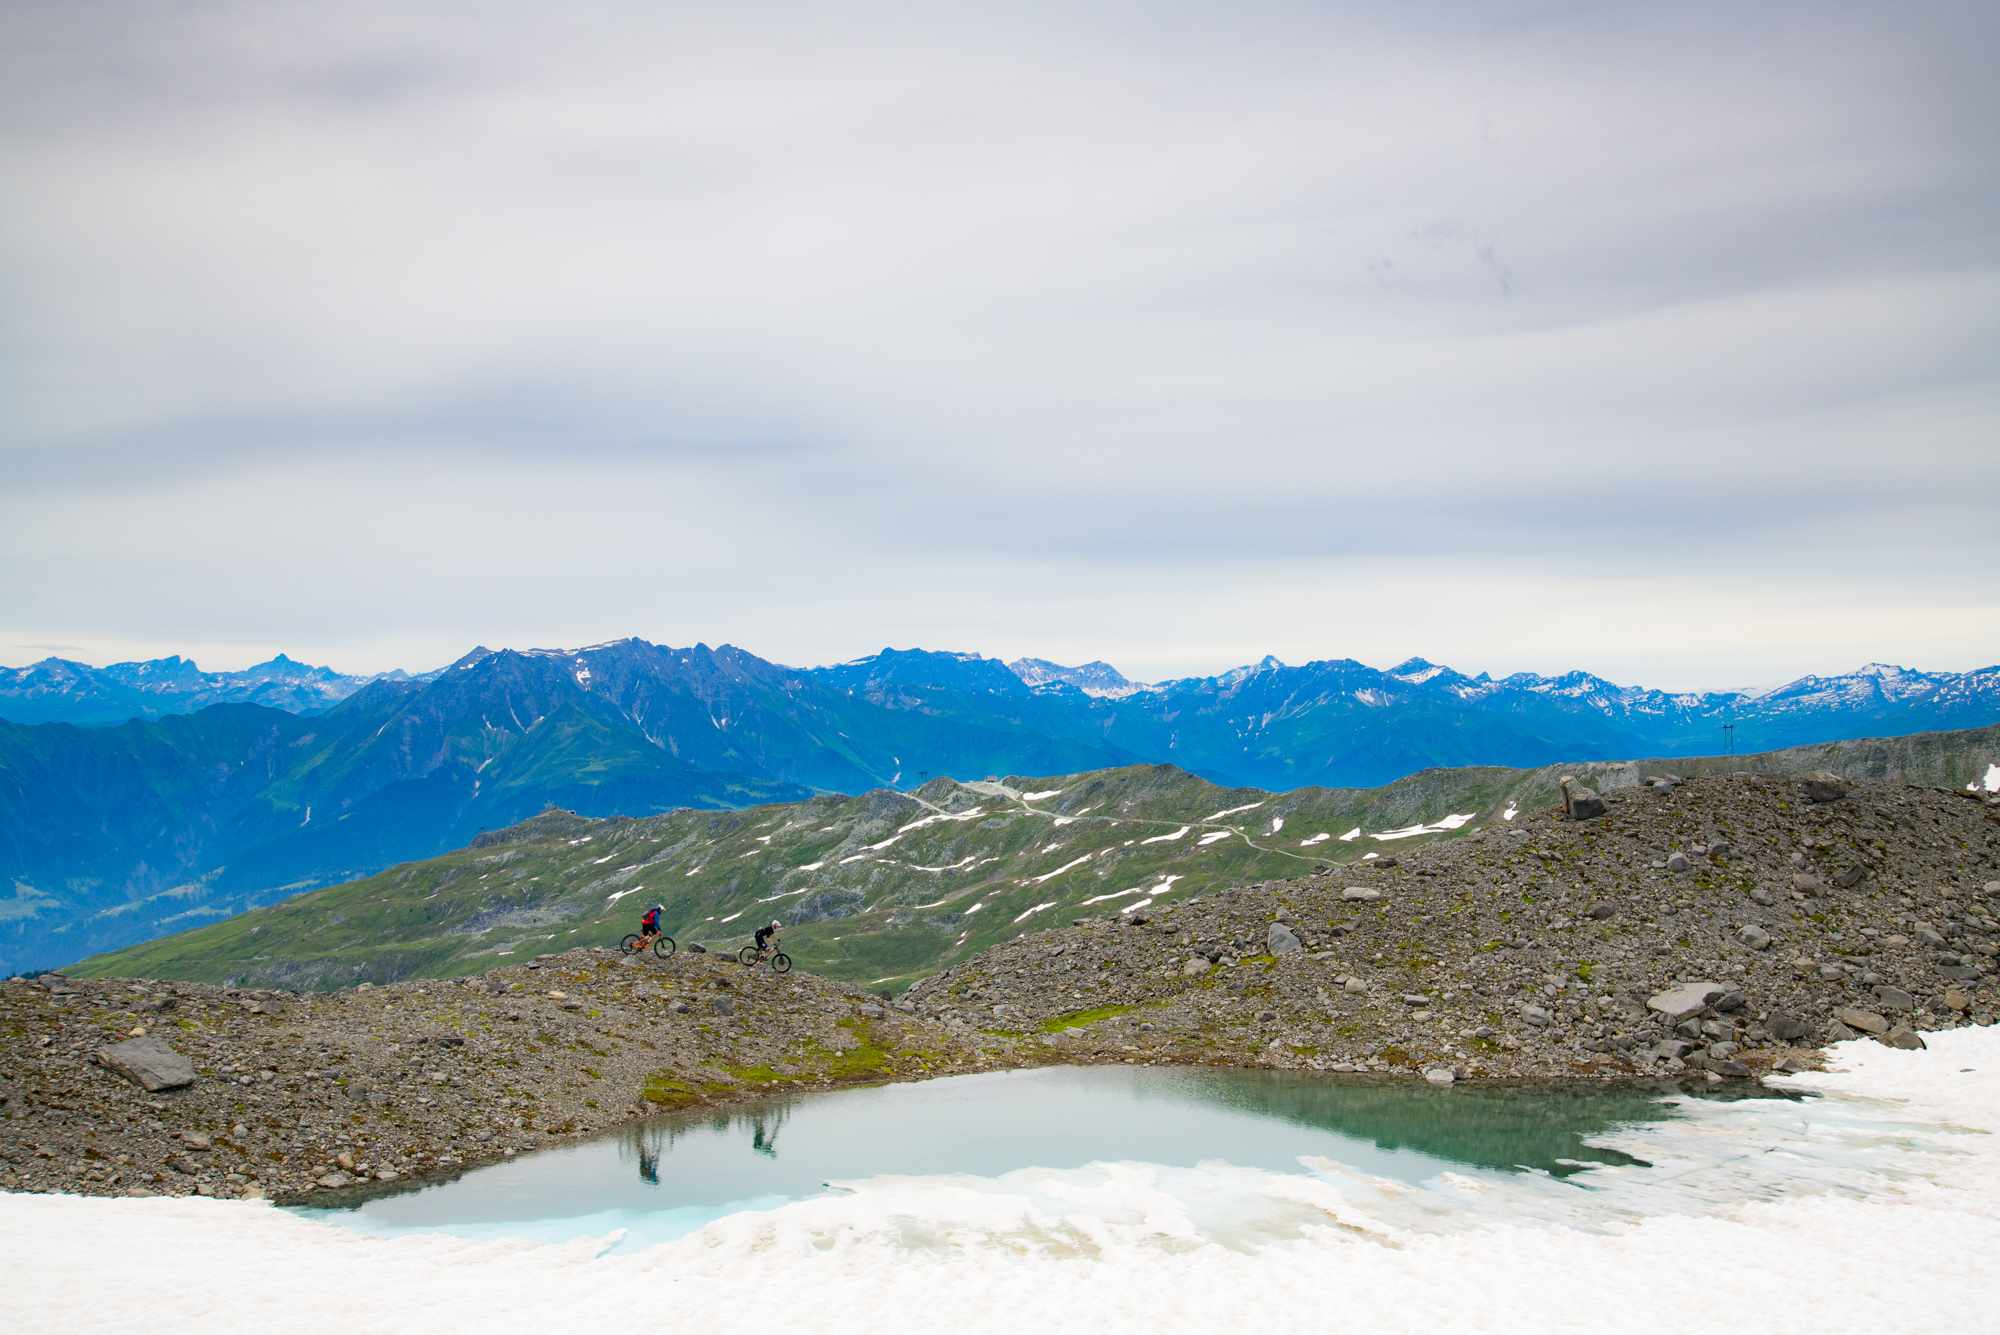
[71,724,2000,991]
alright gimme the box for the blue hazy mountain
[2,638,1996,975]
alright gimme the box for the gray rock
[1563,784,1607,820]
[1423,1067,1456,1086]
[1712,989,1746,1013]
[1871,986,1915,1013]
[1750,886,1778,907]
[97,1037,196,1093]
[1833,1007,1889,1036]
[1586,903,1616,920]
[858,1003,885,1020]
[1768,1013,1810,1041]
[1646,981,1728,1023]
[1341,887,1381,902]
[1942,988,1972,1013]
[711,997,736,1016]
[1738,926,1773,950]
[1343,975,1368,994]
[1666,851,1692,874]
[1833,865,1866,890]
[1880,1026,1926,1051]
[1800,772,1852,803]
[1792,873,1824,893]
[1520,1004,1552,1026]
[1182,957,1211,976]
[316,1172,353,1190]
[1266,922,1304,956]
[1825,1020,1858,1042]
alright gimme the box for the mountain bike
[738,943,792,973]
[621,930,676,959]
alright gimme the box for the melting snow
[1031,854,1096,884]
[1338,828,1360,842]
[605,888,641,906]
[592,853,617,865]
[1502,804,1519,822]
[1201,802,1262,821]
[796,862,826,873]
[1141,827,1190,845]
[1011,901,1057,924]
[1197,831,1233,846]
[907,856,979,873]
[1080,887,1148,906]
[1371,814,1476,842]
[1019,790,1064,802]
[899,809,987,834]
[718,910,744,924]
[1297,833,1329,847]
[1267,817,1284,835]
[962,901,985,915]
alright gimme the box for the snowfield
[6,1029,2000,1335]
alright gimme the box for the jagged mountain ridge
[0,652,391,725]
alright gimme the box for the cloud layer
[4,1,1996,685]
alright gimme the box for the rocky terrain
[0,949,1001,1204]
[5,771,1995,1206]
[906,773,2000,1083]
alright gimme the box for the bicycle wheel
[653,935,676,959]
[738,945,759,966]
[771,952,792,975]
[620,934,642,955]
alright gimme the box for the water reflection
[302,1066,1804,1242]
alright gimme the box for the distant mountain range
[0,653,390,725]
[4,637,1997,976]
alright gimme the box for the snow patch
[1141,826,1190,845]
[1338,828,1360,842]
[1012,901,1058,924]
[1201,802,1262,821]
[1297,833,1329,847]
[1031,854,1096,885]
[1370,814,1476,842]
[1197,831,1233,846]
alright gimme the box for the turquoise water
[295,1066,1791,1247]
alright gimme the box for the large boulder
[1266,922,1304,956]
[1647,981,1729,1023]
[1561,779,1607,820]
[1801,772,1852,804]
[97,1037,197,1092]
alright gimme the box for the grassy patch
[1036,1004,1135,1033]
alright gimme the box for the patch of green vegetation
[640,1072,724,1108]
[1037,1004,1134,1033]
[724,1063,784,1084]
[1573,961,1595,983]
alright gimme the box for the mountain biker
[638,903,665,944]
[753,919,782,954]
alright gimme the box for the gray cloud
[2,1,1995,686]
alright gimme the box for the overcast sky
[3,1,1995,689]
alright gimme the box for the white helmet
[770,919,781,930]
[651,903,664,913]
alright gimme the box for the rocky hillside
[906,773,2000,1083]
[73,726,2000,994]
[5,771,1996,1207]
